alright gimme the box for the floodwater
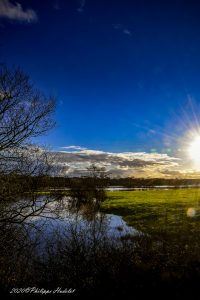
[33,197,138,230]
[49,185,200,192]
[24,195,141,254]
[107,185,200,191]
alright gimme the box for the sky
[1,0,200,177]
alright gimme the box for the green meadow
[101,189,200,239]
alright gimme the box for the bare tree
[0,65,55,153]
[0,65,58,225]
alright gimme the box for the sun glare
[188,135,200,167]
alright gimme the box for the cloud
[77,0,86,13]
[53,147,184,178]
[60,145,87,151]
[0,0,37,23]
[123,29,132,36]
[112,23,123,30]
[112,23,132,37]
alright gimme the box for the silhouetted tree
[0,65,55,152]
[0,65,57,224]
[69,164,110,207]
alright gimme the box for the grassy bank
[101,189,200,238]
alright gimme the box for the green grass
[101,189,200,239]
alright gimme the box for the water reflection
[20,195,140,255]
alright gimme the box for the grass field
[101,189,200,239]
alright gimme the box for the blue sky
[1,0,200,176]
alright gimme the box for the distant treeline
[16,176,200,189]
[107,177,200,187]
[2,174,200,191]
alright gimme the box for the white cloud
[54,147,184,178]
[0,0,37,23]
[60,145,87,151]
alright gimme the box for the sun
[188,135,200,167]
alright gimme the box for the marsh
[1,188,200,297]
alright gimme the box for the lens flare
[187,207,196,217]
